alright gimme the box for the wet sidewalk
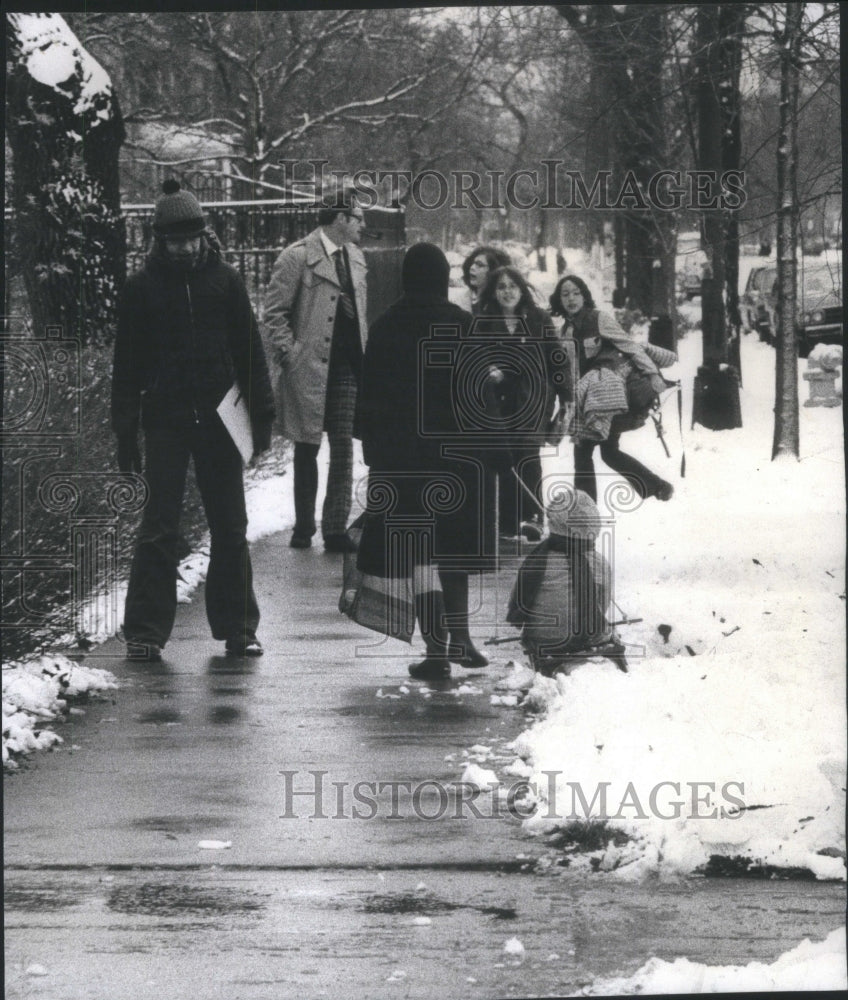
[5,528,846,999]
[5,529,534,869]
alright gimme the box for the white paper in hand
[217,383,253,465]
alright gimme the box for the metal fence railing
[124,200,405,324]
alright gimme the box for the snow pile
[3,655,118,770]
[573,926,847,995]
[9,13,113,119]
[511,330,846,880]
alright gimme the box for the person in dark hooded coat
[356,243,494,680]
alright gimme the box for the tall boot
[408,588,451,680]
[438,569,489,669]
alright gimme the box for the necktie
[333,249,356,319]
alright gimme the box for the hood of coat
[402,242,450,302]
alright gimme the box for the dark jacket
[473,306,572,444]
[507,534,611,651]
[356,292,495,576]
[112,243,275,435]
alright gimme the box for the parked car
[796,262,843,357]
[741,265,778,343]
[676,231,706,301]
[680,269,702,301]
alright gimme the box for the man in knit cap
[507,489,626,674]
[265,183,368,552]
[112,180,275,661]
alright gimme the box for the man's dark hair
[318,184,358,226]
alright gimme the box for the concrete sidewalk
[5,528,846,999]
[5,529,534,868]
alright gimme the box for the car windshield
[802,267,841,295]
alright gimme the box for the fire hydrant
[803,344,842,407]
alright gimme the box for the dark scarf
[507,533,608,647]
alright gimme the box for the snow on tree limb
[7,12,115,124]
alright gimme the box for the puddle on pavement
[5,887,80,911]
[333,698,493,722]
[357,890,517,920]
[206,657,258,676]
[131,814,232,834]
[209,684,250,696]
[208,705,241,725]
[135,707,183,725]
[107,882,266,917]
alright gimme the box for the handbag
[339,514,415,643]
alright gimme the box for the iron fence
[124,199,405,323]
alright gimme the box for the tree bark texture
[771,2,803,460]
[5,13,125,343]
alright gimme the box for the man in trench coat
[265,192,368,551]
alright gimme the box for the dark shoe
[654,481,674,502]
[408,657,451,680]
[290,532,312,549]
[447,638,489,669]
[225,637,264,657]
[323,533,358,553]
[126,641,162,662]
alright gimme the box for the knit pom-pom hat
[547,488,601,541]
[153,180,206,237]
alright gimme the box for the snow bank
[509,331,846,880]
[3,655,118,770]
[573,927,847,994]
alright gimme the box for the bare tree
[556,4,678,324]
[771,2,804,460]
[690,3,743,430]
[72,10,460,199]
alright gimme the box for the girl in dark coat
[357,243,493,680]
[550,274,674,504]
[477,266,572,539]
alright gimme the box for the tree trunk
[771,3,803,460]
[5,13,125,344]
[719,4,746,385]
[691,3,742,430]
[697,5,727,366]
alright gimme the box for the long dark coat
[356,293,497,577]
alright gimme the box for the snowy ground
[494,326,846,886]
[572,927,846,995]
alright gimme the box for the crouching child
[506,490,627,674]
